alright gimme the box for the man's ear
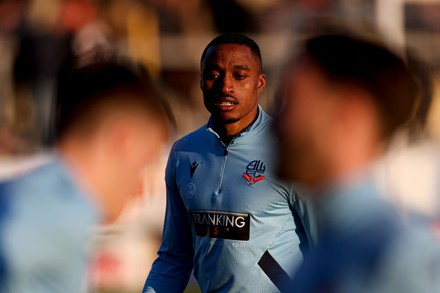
[107,119,133,156]
[257,74,266,94]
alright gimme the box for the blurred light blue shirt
[291,174,440,293]
[0,155,99,293]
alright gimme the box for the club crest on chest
[242,160,265,186]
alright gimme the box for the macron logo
[190,162,201,178]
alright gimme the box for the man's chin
[276,148,316,184]
[211,113,240,124]
[276,161,302,182]
[277,165,320,190]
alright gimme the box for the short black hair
[200,33,263,70]
[54,57,173,140]
[300,33,419,139]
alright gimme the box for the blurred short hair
[54,57,174,141]
[298,33,419,139]
[200,33,263,71]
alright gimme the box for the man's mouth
[215,101,235,107]
[211,96,238,111]
[213,100,237,111]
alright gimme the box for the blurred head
[200,33,266,135]
[276,33,419,187]
[55,58,173,222]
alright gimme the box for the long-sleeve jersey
[0,155,99,293]
[144,107,310,293]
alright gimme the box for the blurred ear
[257,74,266,94]
[106,118,134,156]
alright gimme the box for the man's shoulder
[0,157,56,199]
[2,158,68,194]
[172,124,210,151]
[0,158,94,217]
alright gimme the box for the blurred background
[1,0,440,292]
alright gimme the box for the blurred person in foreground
[276,32,440,292]
[144,33,310,293]
[0,57,172,292]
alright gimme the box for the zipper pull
[224,148,228,156]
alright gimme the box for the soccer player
[0,58,171,292]
[143,33,310,293]
[275,32,440,292]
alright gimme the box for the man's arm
[143,147,194,293]
[289,186,315,249]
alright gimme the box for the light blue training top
[144,107,311,293]
[0,155,99,293]
[290,174,440,293]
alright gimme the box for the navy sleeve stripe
[258,250,291,292]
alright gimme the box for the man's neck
[212,108,259,143]
[213,120,251,144]
[312,144,381,195]
[56,141,105,217]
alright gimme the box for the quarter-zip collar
[205,105,271,145]
[205,105,271,196]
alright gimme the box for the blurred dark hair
[54,56,174,142]
[200,33,262,70]
[406,52,433,141]
[300,33,419,139]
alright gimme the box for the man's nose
[216,74,234,93]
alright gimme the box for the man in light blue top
[276,32,440,292]
[144,33,310,293]
[0,58,171,292]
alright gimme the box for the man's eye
[205,73,219,80]
[234,73,247,80]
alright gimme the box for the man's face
[123,118,167,194]
[201,44,266,127]
[276,61,341,186]
[105,113,168,222]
